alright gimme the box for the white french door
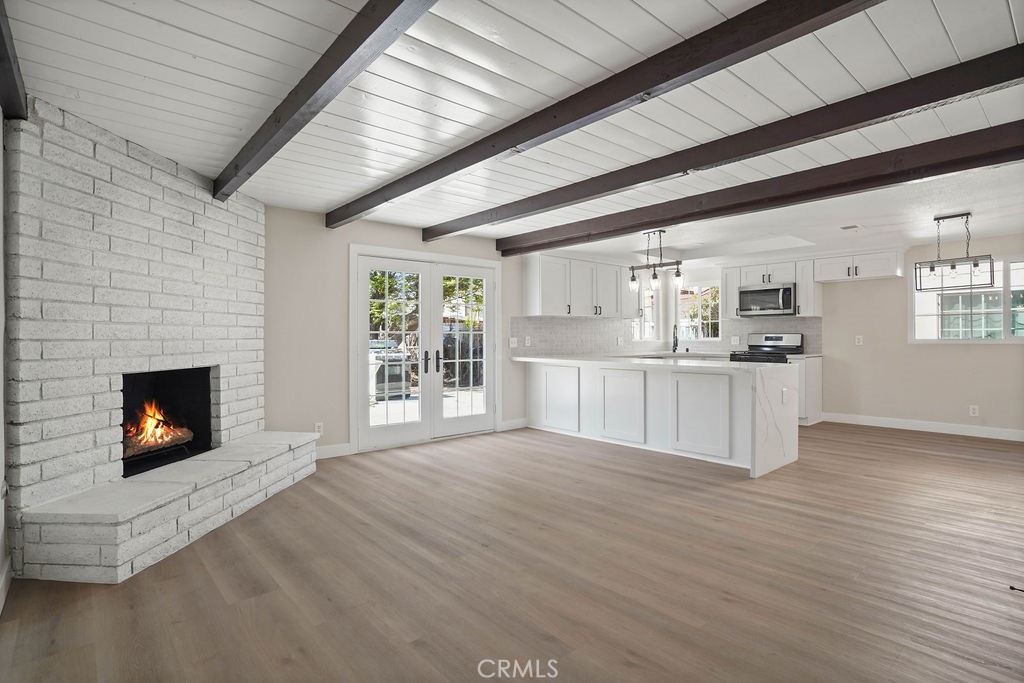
[356,256,495,450]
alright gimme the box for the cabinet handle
[567,304,571,315]
[736,308,739,317]
[855,265,859,277]
[847,266,851,277]
[594,305,598,315]
[762,273,766,284]
[423,350,430,374]
[797,305,801,315]
[768,274,772,283]
[598,305,603,315]
[435,350,441,373]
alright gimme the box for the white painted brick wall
[5,97,267,574]
[19,437,317,583]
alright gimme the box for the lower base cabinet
[791,357,823,425]
[599,369,645,443]
[540,365,579,432]
[671,373,730,459]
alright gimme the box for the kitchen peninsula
[514,355,799,478]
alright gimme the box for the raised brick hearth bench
[17,431,317,583]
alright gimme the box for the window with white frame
[677,284,720,340]
[912,258,1024,340]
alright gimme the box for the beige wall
[822,233,1024,433]
[264,206,525,448]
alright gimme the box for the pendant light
[914,212,994,292]
[629,229,680,293]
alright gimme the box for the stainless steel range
[729,333,803,363]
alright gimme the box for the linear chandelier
[628,229,682,292]
[913,212,994,292]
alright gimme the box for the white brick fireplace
[4,97,316,583]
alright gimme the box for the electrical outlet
[616,337,624,347]
[508,337,518,348]
[730,336,740,346]
[854,335,864,346]
[525,336,532,347]
[968,405,980,417]
[314,422,323,434]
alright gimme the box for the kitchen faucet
[672,324,678,353]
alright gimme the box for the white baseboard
[497,418,528,432]
[316,443,355,459]
[0,555,12,618]
[822,413,1024,442]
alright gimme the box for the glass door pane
[358,257,432,451]
[368,269,421,426]
[434,268,493,437]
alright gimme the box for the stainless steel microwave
[737,283,796,316]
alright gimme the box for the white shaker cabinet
[538,365,580,432]
[795,259,822,317]
[814,251,902,282]
[599,369,645,443]
[722,266,741,319]
[569,260,597,316]
[790,356,822,425]
[741,261,796,286]
[671,373,730,459]
[594,263,621,317]
[525,254,628,317]
[532,255,573,315]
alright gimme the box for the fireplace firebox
[122,367,213,477]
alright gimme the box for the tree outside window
[678,285,720,340]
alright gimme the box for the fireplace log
[124,427,194,459]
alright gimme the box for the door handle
[435,349,441,373]
[423,350,429,373]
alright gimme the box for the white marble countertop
[510,354,783,371]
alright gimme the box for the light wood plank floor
[2,424,1023,682]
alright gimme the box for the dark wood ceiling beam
[326,0,885,228]
[496,121,1024,256]
[213,0,437,201]
[425,45,1024,241]
[0,0,27,119]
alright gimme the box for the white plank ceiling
[8,0,1024,256]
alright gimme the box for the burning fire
[124,399,193,458]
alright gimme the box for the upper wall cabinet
[740,261,796,286]
[795,260,822,317]
[537,255,572,316]
[814,251,902,282]
[525,254,631,318]
[723,260,819,318]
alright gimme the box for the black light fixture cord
[964,213,971,258]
